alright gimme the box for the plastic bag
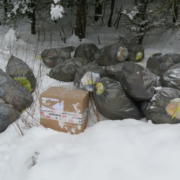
[119,37,144,62]
[93,77,143,120]
[143,87,180,124]
[0,69,33,112]
[146,53,180,80]
[6,55,36,92]
[94,43,129,66]
[48,57,88,82]
[41,46,75,68]
[120,62,161,101]
[74,43,99,62]
[162,63,180,90]
[125,42,144,62]
[73,63,106,91]
[79,71,100,91]
[0,99,20,133]
[105,63,124,80]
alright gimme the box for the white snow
[1,120,180,180]
[154,86,162,91]
[50,4,65,21]
[1,0,180,179]
[72,103,80,114]
[4,28,17,43]
[54,0,61,3]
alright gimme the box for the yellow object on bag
[166,98,180,120]
[81,77,96,85]
[14,77,32,92]
[96,83,104,95]
[36,56,41,59]
[135,52,143,61]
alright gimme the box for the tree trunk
[4,0,7,17]
[30,0,36,34]
[135,0,138,5]
[75,0,86,39]
[68,0,74,8]
[94,0,102,21]
[138,0,149,45]
[173,4,178,23]
[108,0,115,27]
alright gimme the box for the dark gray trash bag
[93,77,143,120]
[143,87,180,124]
[105,63,124,80]
[120,62,161,101]
[41,46,75,68]
[49,57,88,82]
[74,43,99,62]
[162,63,180,90]
[146,53,180,80]
[6,55,36,92]
[73,62,106,91]
[0,69,33,112]
[125,42,144,62]
[0,99,20,133]
[119,36,144,62]
[94,43,129,66]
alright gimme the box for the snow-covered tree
[121,0,178,45]
[0,0,65,34]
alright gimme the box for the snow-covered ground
[1,119,180,180]
[1,1,180,179]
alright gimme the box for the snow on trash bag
[120,62,161,101]
[41,46,75,68]
[93,77,143,120]
[162,63,180,90]
[105,63,124,80]
[0,98,20,133]
[119,36,144,62]
[73,63,106,91]
[6,55,36,92]
[146,53,180,80]
[74,43,99,62]
[143,87,180,124]
[94,43,129,66]
[0,69,33,112]
[49,57,88,82]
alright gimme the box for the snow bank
[1,120,180,180]
[4,28,17,43]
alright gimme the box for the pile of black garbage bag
[0,56,35,132]
[41,40,180,125]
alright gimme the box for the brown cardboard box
[40,86,89,134]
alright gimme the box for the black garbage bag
[41,46,75,68]
[0,99,20,133]
[49,57,88,82]
[73,63,106,91]
[6,55,36,92]
[162,63,180,90]
[120,62,161,101]
[146,53,180,80]
[125,42,144,62]
[0,69,33,112]
[143,87,180,124]
[93,77,143,120]
[105,63,124,80]
[94,43,129,66]
[74,43,99,62]
[138,101,150,117]
[119,36,144,62]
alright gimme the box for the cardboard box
[40,86,89,134]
